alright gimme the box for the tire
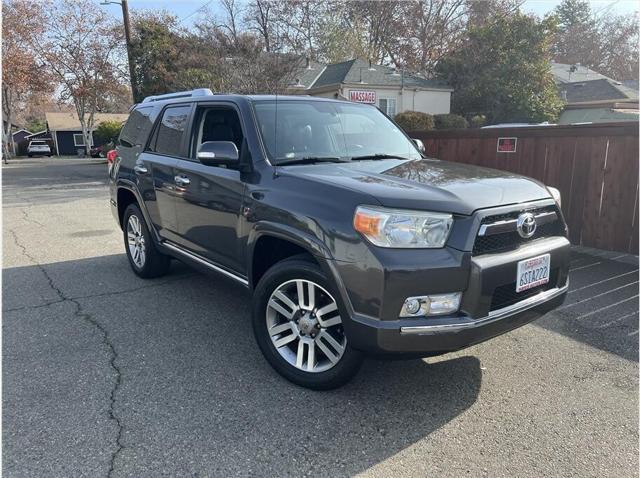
[123,203,170,278]
[252,257,364,390]
[27,154,32,157]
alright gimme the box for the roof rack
[141,88,213,103]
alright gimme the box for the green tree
[94,120,123,145]
[437,13,563,123]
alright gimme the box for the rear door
[172,102,247,274]
[135,104,193,242]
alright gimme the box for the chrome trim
[162,242,249,286]
[478,211,557,237]
[400,282,569,335]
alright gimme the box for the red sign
[349,90,377,104]
[497,137,517,153]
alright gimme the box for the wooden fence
[411,122,639,254]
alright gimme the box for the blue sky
[99,0,639,26]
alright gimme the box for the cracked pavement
[2,158,638,477]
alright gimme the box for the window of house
[148,105,191,157]
[73,134,85,146]
[379,98,397,117]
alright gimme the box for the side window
[119,106,153,147]
[148,105,191,157]
[192,107,244,160]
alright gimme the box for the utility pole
[101,0,139,103]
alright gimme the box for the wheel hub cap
[126,215,146,268]
[266,279,346,373]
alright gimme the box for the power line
[179,0,214,24]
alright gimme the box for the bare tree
[245,0,277,52]
[2,0,53,160]
[27,0,126,154]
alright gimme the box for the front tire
[123,204,170,278]
[252,257,364,390]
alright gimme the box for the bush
[394,111,435,132]
[434,114,469,130]
[470,114,487,128]
[94,120,123,145]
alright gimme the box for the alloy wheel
[266,279,346,373]
[126,214,146,268]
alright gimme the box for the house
[45,112,129,156]
[12,129,32,155]
[551,62,639,124]
[287,58,452,116]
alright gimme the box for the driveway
[3,158,638,477]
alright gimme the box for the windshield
[253,100,421,164]
[31,141,46,145]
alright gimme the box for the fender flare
[115,180,162,243]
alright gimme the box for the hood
[279,158,552,215]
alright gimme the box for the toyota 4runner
[109,89,569,389]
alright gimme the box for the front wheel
[252,257,364,390]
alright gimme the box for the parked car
[89,145,106,158]
[27,140,51,157]
[109,89,569,390]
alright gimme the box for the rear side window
[148,105,191,157]
[119,106,153,147]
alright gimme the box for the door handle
[174,175,191,186]
[133,164,148,175]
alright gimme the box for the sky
[98,0,640,26]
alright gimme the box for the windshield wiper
[275,156,345,166]
[349,154,411,161]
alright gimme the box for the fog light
[400,292,462,317]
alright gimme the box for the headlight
[547,186,561,208]
[353,205,453,248]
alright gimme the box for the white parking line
[575,295,639,320]
[628,330,638,336]
[570,262,602,272]
[569,269,639,294]
[595,311,639,329]
[561,281,639,310]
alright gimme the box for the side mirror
[412,138,426,154]
[197,141,239,167]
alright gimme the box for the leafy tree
[437,13,563,123]
[26,118,46,133]
[2,0,53,159]
[94,120,123,145]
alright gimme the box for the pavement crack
[9,228,124,477]
[21,208,44,227]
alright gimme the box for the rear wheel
[252,257,364,390]
[123,204,170,278]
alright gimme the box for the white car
[27,140,52,157]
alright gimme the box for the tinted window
[150,105,191,157]
[119,106,153,147]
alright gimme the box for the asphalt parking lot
[3,157,638,477]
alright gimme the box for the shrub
[394,111,435,132]
[470,114,487,128]
[434,114,469,130]
[94,120,123,145]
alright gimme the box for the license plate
[516,254,550,292]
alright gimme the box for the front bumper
[334,236,570,356]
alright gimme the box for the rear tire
[252,257,364,390]
[123,204,170,278]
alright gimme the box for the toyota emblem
[517,212,537,238]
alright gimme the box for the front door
[172,104,246,274]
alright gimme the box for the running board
[162,242,249,287]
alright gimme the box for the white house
[288,58,452,116]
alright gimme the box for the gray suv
[109,89,570,389]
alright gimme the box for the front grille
[490,268,560,311]
[473,206,565,256]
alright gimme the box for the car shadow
[4,254,482,476]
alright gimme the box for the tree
[551,0,639,80]
[2,0,53,159]
[437,13,563,123]
[94,120,123,145]
[26,0,127,154]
